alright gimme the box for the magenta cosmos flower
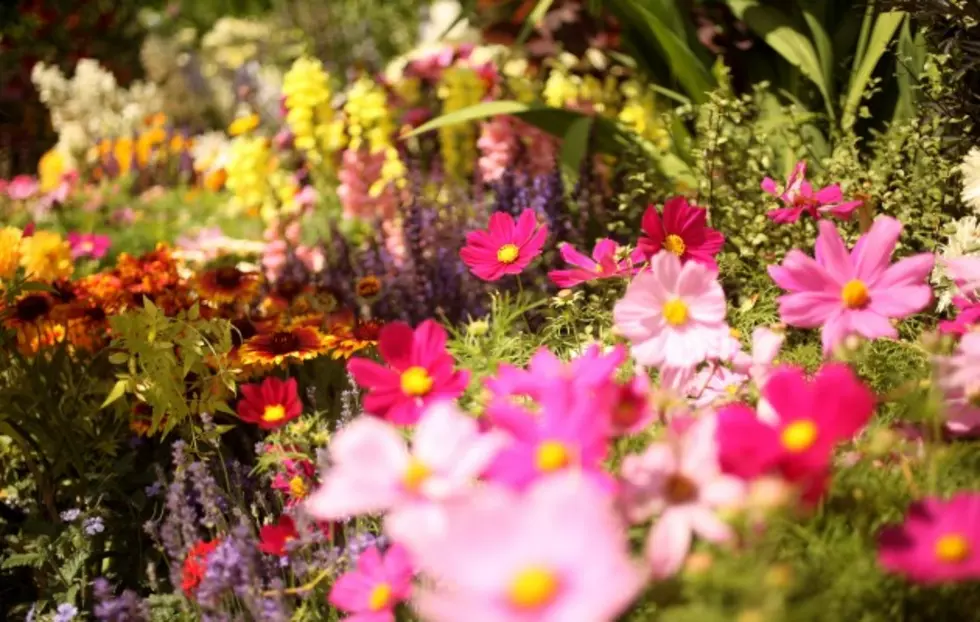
[613,250,730,370]
[329,544,414,622]
[638,197,724,269]
[348,320,470,425]
[879,493,980,584]
[487,344,625,407]
[304,403,504,554]
[548,239,645,288]
[460,209,547,281]
[619,414,745,578]
[410,473,647,622]
[762,160,862,223]
[769,216,935,354]
[717,363,874,503]
[66,232,111,259]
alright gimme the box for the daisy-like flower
[329,320,383,360]
[347,320,470,425]
[608,374,655,437]
[3,292,57,328]
[237,376,303,429]
[769,216,935,354]
[960,147,980,213]
[730,327,786,387]
[194,265,262,305]
[717,363,875,502]
[460,208,548,281]
[0,226,23,281]
[637,197,725,269]
[66,232,110,260]
[548,239,645,288]
[619,414,746,578]
[410,473,647,622]
[685,365,749,408]
[879,493,980,584]
[259,515,300,556]
[936,332,980,436]
[761,160,862,223]
[613,250,730,370]
[272,458,317,507]
[239,326,331,367]
[356,275,383,299]
[19,230,73,282]
[329,544,414,622]
[305,402,504,553]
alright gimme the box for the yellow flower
[282,57,339,160]
[437,67,486,180]
[228,113,260,137]
[19,231,73,282]
[38,149,66,192]
[0,227,23,281]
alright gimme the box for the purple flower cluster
[93,578,150,622]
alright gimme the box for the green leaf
[605,0,715,104]
[842,11,905,130]
[101,379,128,409]
[801,6,833,95]
[402,101,532,139]
[893,19,926,124]
[515,0,554,47]
[1,552,43,569]
[19,281,55,292]
[726,0,834,119]
[107,352,129,365]
[559,116,593,182]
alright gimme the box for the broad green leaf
[108,352,129,365]
[402,101,532,139]
[515,0,555,47]
[605,0,715,104]
[727,0,834,119]
[559,116,594,183]
[801,7,833,95]
[101,379,128,409]
[893,19,926,124]
[842,11,905,130]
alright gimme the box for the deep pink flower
[638,197,724,269]
[608,374,655,437]
[939,297,980,335]
[271,459,316,507]
[66,232,110,259]
[410,473,647,622]
[486,344,625,407]
[6,175,38,200]
[769,216,935,353]
[878,493,980,584]
[460,209,547,281]
[613,250,731,370]
[717,363,875,502]
[548,239,646,288]
[237,376,303,430]
[329,544,414,622]
[348,320,470,426]
[762,161,862,223]
[619,414,746,577]
[258,515,299,556]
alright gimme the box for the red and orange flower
[181,538,221,597]
[237,376,303,429]
[238,325,331,367]
[259,515,299,556]
[194,265,261,305]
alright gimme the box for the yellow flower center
[935,534,971,563]
[262,404,286,423]
[288,476,308,499]
[662,298,690,326]
[400,366,434,396]
[594,263,604,274]
[664,234,686,256]
[508,566,560,610]
[497,244,520,264]
[403,457,432,492]
[724,384,739,396]
[781,420,818,452]
[535,440,572,472]
[369,582,392,611]
[841,279,870,309]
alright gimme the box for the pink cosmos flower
[945,256,980,297]
[769,216,935,353]
[608,374,655,436]
[483,382,612,492]
[548,239,646,288]
[716,363,875,502]
[686,365,749,408]
[878,493,980,584]
[271,458,316,508]
[304,402,504,550]
[638,197,725,269]
[460,209,548,281]
[487,344,625,407]
[939,297,980,336]
[761,161,862,223]
[6,175,38,200]
[410,473,647,622]
[730,327,785,387]
[66,232,111,259]
[936,332,980,436]
[348,320,470,426]
[329,544,414,622]
[619,414,746,578]
[613,250,730,370]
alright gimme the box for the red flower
[181,539,221,596]
[237,376,303,429]
[638,197,725,269]
[259,515,299,556]
[347,320,470,425]
[460,209,547,281]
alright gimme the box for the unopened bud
[467,318,489,337]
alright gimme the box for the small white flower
[961,147,980,213]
